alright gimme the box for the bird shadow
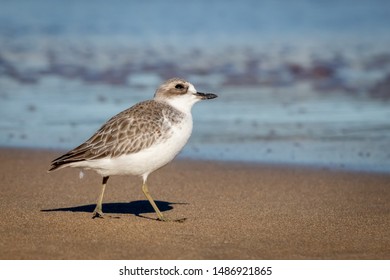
[41,200,187,220]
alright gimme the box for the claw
[92,211,104,219]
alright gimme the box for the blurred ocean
[1,0,390,172]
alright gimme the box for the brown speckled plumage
[49,100,185,171]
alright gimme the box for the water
[1,0,390,172]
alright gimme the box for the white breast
[71,114,193,177]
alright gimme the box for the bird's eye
[175,84,184,89]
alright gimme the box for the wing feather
[48,100,184,171]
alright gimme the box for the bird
[48,78,217,222]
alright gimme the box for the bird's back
[48,99,187,172]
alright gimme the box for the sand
[0,148,389,260]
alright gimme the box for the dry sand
[0,148,389,259]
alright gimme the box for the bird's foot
[92,211,104,219]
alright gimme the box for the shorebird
[48,78,217,222]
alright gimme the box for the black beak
[195,92,218,100]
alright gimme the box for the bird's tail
[48,150,86,172]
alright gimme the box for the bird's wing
[49,100,182,171]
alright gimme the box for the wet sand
[0,148,389,259]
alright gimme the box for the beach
[0,148,389,260]
[2,1,390,173]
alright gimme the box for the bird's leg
[142,182,167,221]
[92,176,109,219]
[141,182,186,223]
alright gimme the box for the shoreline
[0,148,389,259]
[3,146,390,176]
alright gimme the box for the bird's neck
[154,96,196,115]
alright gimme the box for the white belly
[70,115,193,177]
